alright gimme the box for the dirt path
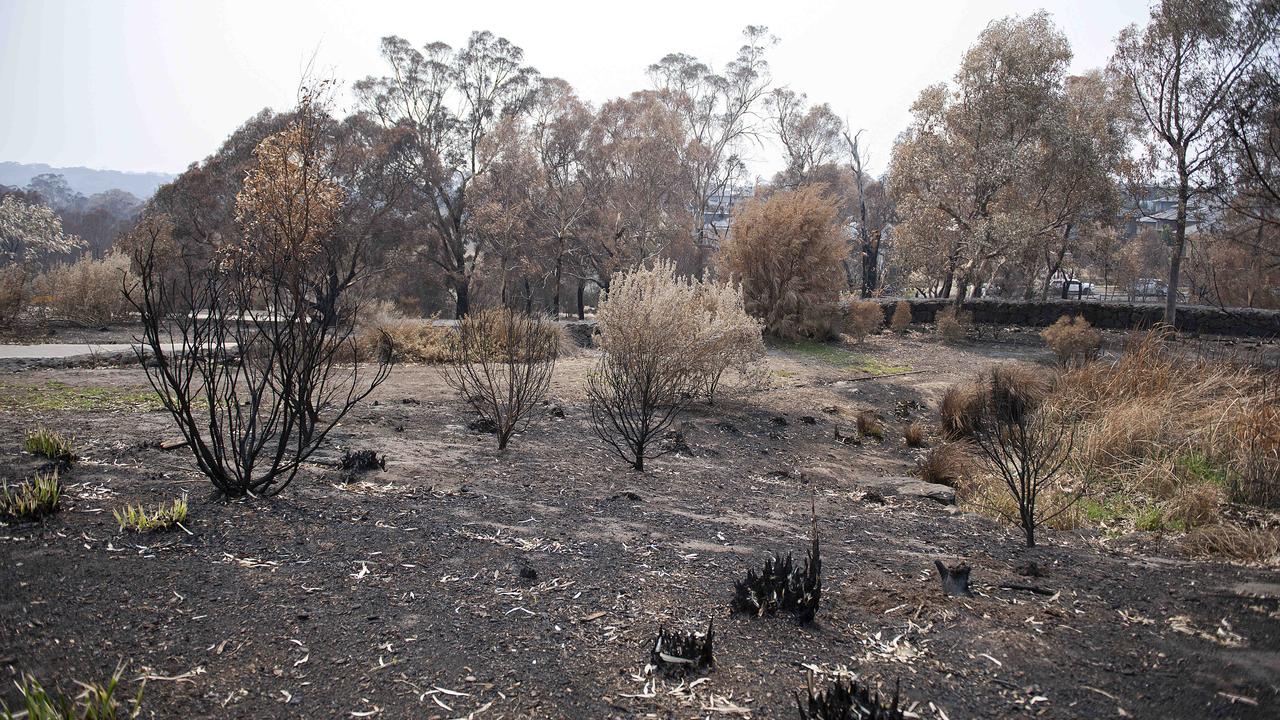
[1,334,1277,719]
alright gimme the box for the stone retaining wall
[875,298,1280,338]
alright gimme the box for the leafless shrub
[1041,314,1101,365]
[843,299,884,342]
[890,300,912,333]
[442,308,558,451]
[126,90,392,498]
[970,388,1081,547]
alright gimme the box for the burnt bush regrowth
[126,89,393,498]
[796,672,904,720]
[732,533,821,623]
[340,449,385,474]
[648,620,715,675]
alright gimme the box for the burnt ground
[1,330,1278,719]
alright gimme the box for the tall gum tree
[1110,0,1278,324]
[356,31,539,318]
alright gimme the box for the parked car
[1050,278,1095,296]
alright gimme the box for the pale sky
[0,0,1154,178]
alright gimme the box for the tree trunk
[1165,163,1190,327]
[552,255,563,318]
[454,278,470,319]
[576,280,585,320]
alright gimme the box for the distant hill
[0,161,175,200]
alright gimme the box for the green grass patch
[0,381,161,412]
[777,341,911,376]
[1174,452,1229,487]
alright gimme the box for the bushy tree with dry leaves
[128,87,392,498]
[719,186,849,340]
[588,262,708,470]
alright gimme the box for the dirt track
[2,332,1278,719]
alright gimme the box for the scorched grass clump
[732,533,822,623]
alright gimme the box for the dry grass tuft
[1183,525,1280,565]
[904,422,927,447]
[916,443,971,487]
[940,382,985,440]
[855,410,885,440]
[1163,483,1223,530]
[1041,315,1101,365]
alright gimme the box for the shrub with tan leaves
[935,306,970,343]
[843,299,884,343]
[719,186,849,340]
[1041,315,1101,365]
[890,300,912,333]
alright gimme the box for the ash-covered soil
[1,332,1277,719]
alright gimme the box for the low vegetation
[24,426,75,465]
[1,470,62,522]
[856,410,885,440]
[934,306,970,343]
[903,422,926,447]
[890,301,912,333]
[796,673,904,720]
[843,299,884,342]
[916,443,970,487]
[0,667,143,720]
[1041,315,1102,365]
[731,533,821,623]
[588,262,764,470]
[113,496,188,533]
[442,308,559,451]
[647,621,715,676]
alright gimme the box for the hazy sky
[0,0,1154,177]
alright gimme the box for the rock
[853,475,956,504]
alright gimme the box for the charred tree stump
[934,560,973,597]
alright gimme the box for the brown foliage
[843,299,884,342]
[940,382,984,440]
[855,410,885,440]
[32,254,135,324]
[1183,524,1280,564]
[1041,315,1101,365]
[890,300,912,333]
[904,422,927,447]
[719,186,849,340]
[935,306,970,343]
[916,443,971,487]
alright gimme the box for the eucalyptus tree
[356,31,539,317]
[648,26,775,277]
[1110,0,1278,323]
